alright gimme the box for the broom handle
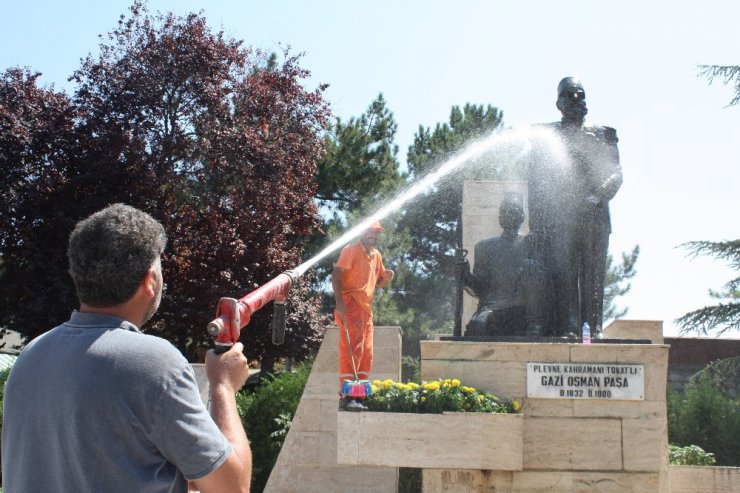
[341,314,360,380]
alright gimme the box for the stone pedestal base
[419,337,671,492]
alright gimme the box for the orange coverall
[333,241,387,390]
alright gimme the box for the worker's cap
[367,221,385,232]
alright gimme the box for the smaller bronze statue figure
[461,192,544,337]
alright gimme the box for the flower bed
[365,378,520,414]
[337,378,524,470]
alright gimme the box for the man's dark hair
[68,203,167,307]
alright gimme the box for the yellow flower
[476,395,485,402]
[423,381,440,391]
[407,382,420,390]
[372,380,382,386]
[382,379,394,389]
[421,396,426,402]
[513,400,521,411]
[395,382,407,390]
[462,386,475,394]
[451,379,461,387]
[371,384,379,393]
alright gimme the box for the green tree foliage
[315,93,404,216]
[0,3,330,369]
[668,444,716,466]
[698,64,740,106]
[372,219,418,329]
[308,94,405,286]
[676,240,740,336]
[667,359,740,466]
[308,94,407,328]
[397,104,505,334]
[692,356,740,399]
[603,245,640,324]
[237,360,312,492]
[676,64,740,337]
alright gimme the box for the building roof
[665,337,740,366]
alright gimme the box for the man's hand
[206,342,249,394]
[378,269,394,288]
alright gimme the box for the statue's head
[556,76,588,122]
[499,192,525,232]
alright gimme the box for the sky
[2,0,739,338]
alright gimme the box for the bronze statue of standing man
[529,77,623,337]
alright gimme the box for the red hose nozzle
[207,270,298,351]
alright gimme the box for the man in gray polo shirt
[2,204,252,492]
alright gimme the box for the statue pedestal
[420,338,670,492]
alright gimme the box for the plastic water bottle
[582,322,592,344]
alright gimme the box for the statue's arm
[464,244,487,297]
[595,126,623,202]
[464,262,485,298]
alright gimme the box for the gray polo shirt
[2,312,231,493]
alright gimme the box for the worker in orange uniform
[333,221,394,411]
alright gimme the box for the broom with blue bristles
[340,315,373,399]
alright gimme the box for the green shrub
[669,444,716,466]
[668,372,740,466]
[695,357,740,399]
[237,359,312,493]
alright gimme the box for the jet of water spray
[206,126,563,348]
[294,127,541,276]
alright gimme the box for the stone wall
[602,319,664,344]
[264,326,401,493]
[669,465,740,493]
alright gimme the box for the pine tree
[398,104,505,333]
[676,240,740,336]
[603,245,640,324]
[674,65,740,336]
[698,64,740,106]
